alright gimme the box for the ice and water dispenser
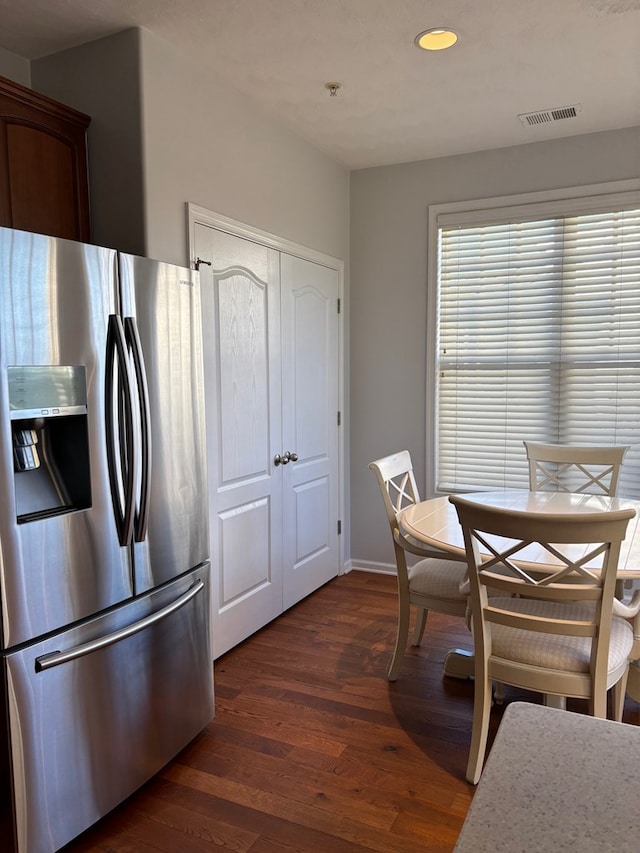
[9,366,91,522]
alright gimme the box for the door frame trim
[186,203,346,576]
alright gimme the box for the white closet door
[195,224,283,657]
[280,255,340,609]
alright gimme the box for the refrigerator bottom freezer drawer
[1,563,213,853]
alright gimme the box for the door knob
[274,451,298,466]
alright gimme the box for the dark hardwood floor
[63,570,640,852]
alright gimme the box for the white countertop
[454,702,640,852]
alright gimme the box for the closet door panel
[281,255,340,609]
[217,269,270,480]
[195,224,283,657]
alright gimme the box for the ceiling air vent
[518,104,582,127]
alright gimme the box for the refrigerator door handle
[105,314,137,546]
[35,579,206,671]
[124,316,152,541]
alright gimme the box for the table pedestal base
[443,648,474,679]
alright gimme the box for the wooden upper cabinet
[0,75,91,242]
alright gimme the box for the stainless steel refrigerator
[0,226,213,853]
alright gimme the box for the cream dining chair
[369,451,468,681]
[523,441,629,496]
[450,493,636,784]
[519,434,640,708]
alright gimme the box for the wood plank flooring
[63,570,640,852]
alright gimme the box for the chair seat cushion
[488,597,634,673]
[409,558,468,601]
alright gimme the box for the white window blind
[436,204,640,498]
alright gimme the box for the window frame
[426,178,640,496]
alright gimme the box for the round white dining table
[398,488,640,579]
[397,488,640,683]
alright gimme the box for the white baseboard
[346,559,397,576]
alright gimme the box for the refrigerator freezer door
[1,564,213,853]
[0,228,134,648]
[118,254,208,592]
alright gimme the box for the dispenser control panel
[8,365,92,520]
[8,366,87,420]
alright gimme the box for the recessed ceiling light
[415,28,458,51]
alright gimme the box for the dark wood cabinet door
[0,75,91,242]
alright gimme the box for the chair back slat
[485,605,597,637]
[479,572,603,601]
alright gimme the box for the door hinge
[337,411,341,426]
[337,297,341,314]
[337,520,342,535]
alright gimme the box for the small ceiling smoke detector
[325,82,341,97]
[518,104,582,126]
[415,28,458,51]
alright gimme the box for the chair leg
[466,673,493,785]
[590,689,608,719]
[612,667,630,722]
[412,607,428,646]
[543,694,566,710]
[388,597,411,682]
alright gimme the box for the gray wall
[138,29,349,266]
[31,27,350,268]
[350,126,640,569]
[0,46,30,87]
[32,29,146,256]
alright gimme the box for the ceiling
[1,0,639,170]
